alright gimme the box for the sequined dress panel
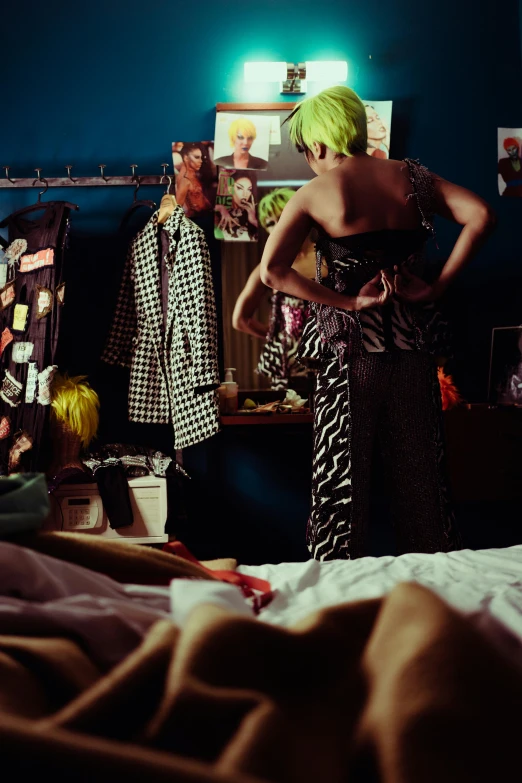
[256,291,308,391]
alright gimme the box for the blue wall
[2,0,521,276]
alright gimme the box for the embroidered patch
[0,328,13,357]
[37,364,58,406]
[8,430,33,473]
[55,282,65,306]
[12,341,34,363]
[35,286,53,319]
[19,247,54,273]
[12,303,30,333]
[25,362,38,403]
[0,280,16,312]
[0,370,23,407]
[0,416,11,440]
[5,238,27,265]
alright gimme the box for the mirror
[217,103,314,392]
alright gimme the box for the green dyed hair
[258,188,295,230]
[228,117,257,147]
[287,85,367,158]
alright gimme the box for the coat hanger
[119,175,156,232]
[0,170,79,227]
[157,165,178,225]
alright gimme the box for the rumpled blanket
[1,581,521,782]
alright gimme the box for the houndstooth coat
[102,206,220,449]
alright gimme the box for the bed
[1,534,521,782]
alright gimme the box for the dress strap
[403,158,436,236]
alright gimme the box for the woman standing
[260,86,495,561]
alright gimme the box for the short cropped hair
[287,86,367,157]
[228,118,257,147]
[503,137,519,150]
[258,188,295,230]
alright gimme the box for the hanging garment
[298,159,460,561]
[102,206,220,449]
[0,201,77,473]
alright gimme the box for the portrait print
[214,169,258,242]
[214,113,271,171]
[363,100,392,159]
[498,128,522,197]
[172,141,217,217]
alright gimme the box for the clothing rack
[0,164,175,190]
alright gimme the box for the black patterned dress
[297,159,461,561]
[256,291,308,391]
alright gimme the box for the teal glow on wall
[2,0,521,274]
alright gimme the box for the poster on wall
[214,113,271,170]
[488,326,522,405]
[214,169,258,242]
[171,141,217,217]
[362,100,392,158]
[497,129,522,197]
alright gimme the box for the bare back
[305,155,425,238]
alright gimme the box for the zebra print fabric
[256,292,308,390]
[308,353,461,561]
[301,159,460,560]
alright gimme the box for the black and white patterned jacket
[102,207,220,449]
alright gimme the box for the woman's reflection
[232,188,327,391]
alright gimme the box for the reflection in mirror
[222,186,326,392]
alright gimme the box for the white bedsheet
[239,546,522,663]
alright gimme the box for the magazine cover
[497,129,522,197]
[214,169,258,242]
[363,100,392,158]
[171,141,217,217]
[214,113,271,171]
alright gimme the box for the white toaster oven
[47,475,168,544]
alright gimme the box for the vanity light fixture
[244,61,348,94]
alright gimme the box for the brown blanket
[1,581,521,781]
[7,531,219,584]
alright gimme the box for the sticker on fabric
[35,286,53,319]
[0,328,13,357]
[12,342,34,364]
[0,370,23,407]
[0,416,10,440]
[19,247,54,273]
[12,303,30,332]
[5,238,27,265]
[55,282,65,306]
[8,430,33,473]
[0,280,16,312]
[37,364,58,406]
[25,362,38,404]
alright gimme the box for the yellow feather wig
[50,373,100,448]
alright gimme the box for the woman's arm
[260,186,393,311]
[232,264,270,339]
[175,173,190,207]
[431,177,496,294]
